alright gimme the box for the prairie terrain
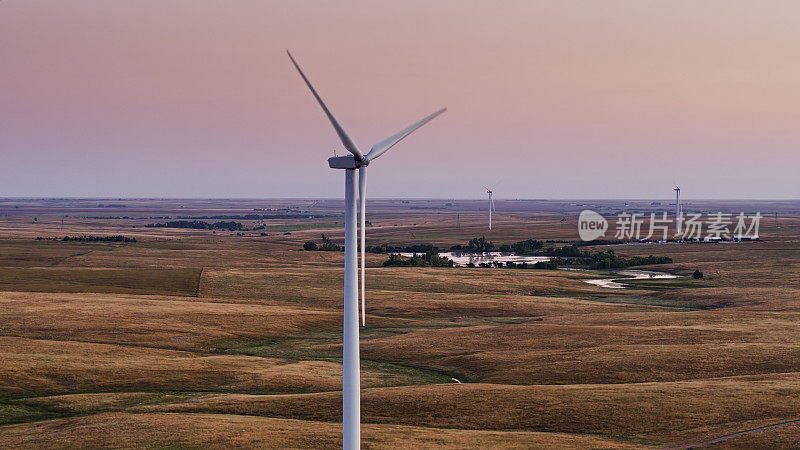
[0,198,798,448]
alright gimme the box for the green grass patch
[0,401,60,425]
[359,360,455,386]
[210,331,341,361]
[1,392,198,426]
[585,294,704,310]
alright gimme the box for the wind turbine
[288,51,445,450]
[485,187,494,230]
[674,185,681,237]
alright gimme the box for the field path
[667,418,800,449]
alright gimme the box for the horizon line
[1,197,799,202]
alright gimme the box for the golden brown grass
[134,375,800,445]
[0,267,202,296]
[0,412,643,449]
[0,291,339,351]
[0,336,432,398]
[1,201,799,448]
[712,421,800,448]
[0,336,313,396]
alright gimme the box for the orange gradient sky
[1,1,799,198]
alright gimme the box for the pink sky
[1,1,799,198]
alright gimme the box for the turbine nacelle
[328,155,367,169]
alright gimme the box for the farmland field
[0,198,799,448]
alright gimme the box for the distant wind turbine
[485,187,494,230]
[288,51,445,450]
[674,185,681,237]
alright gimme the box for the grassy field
[0,198,799,448]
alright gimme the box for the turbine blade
[359,166,367,326]
[287,51,364,160]
[365,108,446,162]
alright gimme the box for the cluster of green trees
[451,237,544,254]
[466,260,558,269]
[532,260,559,269]
[303,234,342,251]
[61,235,137,242]
[450,236,495,252]
[502,238,544,254]
[145,220,243,231]
[531,250,671,270]
[382,250,454,267]
[564,250,672,269]
[366,243,438,254]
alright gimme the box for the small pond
[582,269,679,289]
[399,251,550,266]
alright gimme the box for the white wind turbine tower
[485,187,494,230]
[288,51,445,450]
[674,185,681,237]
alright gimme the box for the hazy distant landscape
[0,198,798,448]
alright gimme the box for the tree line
[382,250,454,267]
[301,234,672,271]
[145,220,244,231]
[58,235,137,242]
[172,214,329,220]
[449,237,545,254]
